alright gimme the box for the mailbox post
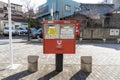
[42,20,76,72]
[56,54,63,72]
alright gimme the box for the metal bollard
[28,55,39,72]
[117,39,120,44]
[79,38,82,42]
[103,38,106,43]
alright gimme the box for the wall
[38,0,80,20]
[0,1,7,9]
[82,28,120,39]
[11,3,22,12]
[62,13,88,28]
[0,19,28,34]
[113,0,120,8]
[109,13,120,27]
[0,1,7,17]
[56,0,80,19]
[12,15,23,19]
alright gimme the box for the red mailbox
[75,23,80,39]
[42,20,76,54]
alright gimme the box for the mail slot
[42,20,76,54]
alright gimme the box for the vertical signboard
[114,29,119,36]
[110,29,115,36]
[110,29,119,36]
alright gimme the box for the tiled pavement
[0,39,120,80]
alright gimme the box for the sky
[0,0,104,6]
[0,0,112,10]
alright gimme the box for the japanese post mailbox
[75,23,80,38]
[42,20,76,54]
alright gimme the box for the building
[0,15,28,34]
[113,0,120,8]
[11,3,22,12]
[61,3,119,40]
[0,17,27,28]
[0,1,28,34]
[103,0,113,4]
[105,8,120,27]
[0,1,23,16]
[37,0,80,26]
[0,1,7,17]
[62,4,114,28]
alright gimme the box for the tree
[21,0,37,41]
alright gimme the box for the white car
[3,26,16,36]
[16,27,28,35]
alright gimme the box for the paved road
[0,35,28,44]
[0,38,120,80]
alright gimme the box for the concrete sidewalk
[0,41,120,80]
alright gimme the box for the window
[118,4,120,8]
[79,7,82,11]
[117,11,120,13]
[65,5,71,11]
[11,7,15,10]
[4,7,7,10]
[4,27,14,30]
[75,8,79,11]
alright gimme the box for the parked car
[30,28,37,38]
[30,28,37,34]
[16,27,28,35]
[3,26,16,36]
[30,28,42,39]
[36,28,43,38]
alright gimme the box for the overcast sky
[0,0,104,6]
[0,0,111,10]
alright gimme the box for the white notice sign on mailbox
[60,25,74,39]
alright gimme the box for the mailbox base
[55,54,63,72]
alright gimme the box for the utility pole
[51,3,54,20]
[62,0,64,18]
[8,0,13,68]
[8,0,20,69]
